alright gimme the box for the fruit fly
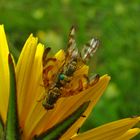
[42,26,100,110]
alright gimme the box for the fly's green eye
[59,74,65,80]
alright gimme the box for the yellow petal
[0,25,9,123]
[61,75,110,139]
[116,128,140,140]
[18,43,44,139]
[29,75,110,139]
[71,117,140,140]
[23,43,44,118]
[16,34,38,126]
[22,49,66,139]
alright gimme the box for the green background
[0,0,140,139]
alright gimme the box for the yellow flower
[0,25,139,140]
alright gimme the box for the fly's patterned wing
[81,38,99,62]
[67,26,77,56]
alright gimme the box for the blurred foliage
[0,0,140,139]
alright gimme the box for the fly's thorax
[56,59,77,87]
[64,60,77,76]
[42,100,54,110]
[48,87,61,103]
[42,87,61,110]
